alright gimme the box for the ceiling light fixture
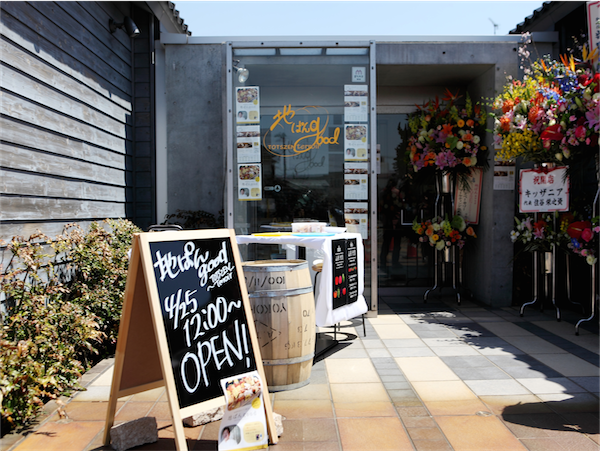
[233,60,250,83]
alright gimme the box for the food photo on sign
[218,371,268,451]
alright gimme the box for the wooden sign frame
[103,229,278,450]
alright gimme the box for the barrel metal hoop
[267,379,311,392]
[261,352,315,366]
[247,286,313,298]
[243,261,308,272]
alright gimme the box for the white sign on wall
[519,167,569,213]
[352,67,366,82]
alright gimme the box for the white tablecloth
[236,233,368,327]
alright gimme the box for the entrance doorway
[377,114,434,289]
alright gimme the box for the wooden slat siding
[1,90,126,154]
[1,170,126,202]
[51,2,132,67]
[0,220,99,268]
[2,197,126,221]
[1,143,126,187]
[0,221,95,243]
[1,65,127,139]
[0,1,136,245]
[0,5,132,111]
[81,1,132,52]
[1,2,132,95]
[29,1,132,81]
[0,38,132,126]
[0,117,126,170]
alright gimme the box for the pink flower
[585,108,600,132]
[575,125,587,139]
[581,228,594,242]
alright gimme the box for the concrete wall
[164,44,225,222]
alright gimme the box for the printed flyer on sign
[343,85,368,122]
[344,124,368,161]
[344,202,368,239]
[238,164,262,201]
[493,161,516,190]
[236,125,261,163]
[236,87,260,124]
[218,371,268,451]
[344,163,369,200]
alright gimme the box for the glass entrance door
[377,114,434,288]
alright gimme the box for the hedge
[0,219,141,434]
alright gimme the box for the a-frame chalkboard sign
[103,229,278,450]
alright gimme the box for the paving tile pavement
[2,295,598,451]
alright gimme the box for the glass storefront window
[228,45,374,306]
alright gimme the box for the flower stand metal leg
[452,245,461,305]
[424,248,440,302]
[575,184,600,335]
[576,261,596,335]
[424,172,460,304]
[520,246,541,317]
[550,244,561,321]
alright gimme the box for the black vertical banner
[346,238,358,305]
[332,239,348,310]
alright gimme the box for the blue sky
[173,1,547,37]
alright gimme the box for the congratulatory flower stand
[492,39,599,333]
[404,89,487,303]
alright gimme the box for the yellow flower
[457,119,465,128]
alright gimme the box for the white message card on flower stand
[519,166,569,213]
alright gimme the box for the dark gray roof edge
[510,1,585,34]
[146,1,191,36]
[160,32,558,46]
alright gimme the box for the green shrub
[0,219,140,434]
[66,219,140,351]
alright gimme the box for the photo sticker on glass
[236,125,261,163]
[236,87,260,125]
[344,202,368,239]
[238,164,262,201]
[343,84,368,122]
[344,124,368,161]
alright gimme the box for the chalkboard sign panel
[103,229,277,451]
[149,238,257,409]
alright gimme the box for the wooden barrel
[242,260,316,391]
